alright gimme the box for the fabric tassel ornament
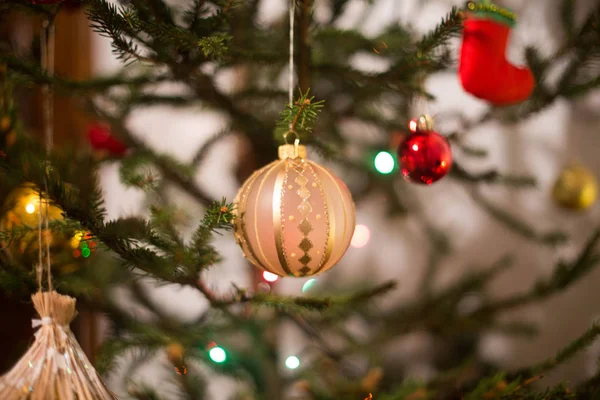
[459,1,534,105]
[0,291,116,400]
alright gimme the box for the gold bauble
[0,184,81,270]
[234,144,356,277]
[552,165,598,210]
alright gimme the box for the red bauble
[459,3,534,105]
[87,123,128,156]
[398,130,452,185]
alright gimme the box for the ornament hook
[416,114,434,132]
[282,128,300,146]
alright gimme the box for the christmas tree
[1,0,600,399]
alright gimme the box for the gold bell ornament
[552,165,598,210]
[234,143,356,277]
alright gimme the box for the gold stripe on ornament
[311,163,352,266]
[292,159,314,276]
[273,162,294,276]
[254,162,283,274]
[234,168,261,265]
[238,162,276,271]
[306,162,333,275]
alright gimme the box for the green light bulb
[374,151,395,174]
[209,346,227,363]
[302,279,317,293]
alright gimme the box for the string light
[374,151,395,174]
[351,224,371,248]
[302,278,317,293]
[209,346,227,363]
[409,118,418,133]
[263,271,279,282]
[285,356,300,369]
[70,231,83,249]
[25,203,36,214]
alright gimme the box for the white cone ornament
[0,291,116,400]
[234,144,356,277]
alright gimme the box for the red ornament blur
[397,129,452,185]
[87,123,128,156]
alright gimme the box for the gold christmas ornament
[0,184,83,271]
[234,144,356,277]
[0,291,116,399]
[552,165,598,210]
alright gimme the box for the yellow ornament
[0,184,81,270]
[234,144,356,277]
[552,165,598,210]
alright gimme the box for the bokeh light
[302,278,317,293]
[285,356,300,369]
[409,118,418,132]
[209,346,227,363]
[351,224,371,248]
[374,151,395,174]
[263,271,279,282]
[25,203,35,214]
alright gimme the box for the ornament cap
[416,114,434,132]
[278,144,307,160]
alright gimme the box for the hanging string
[41,19,55,153]
[39,18,56,292]
[288,0,295,107]
[284,0,300,152]
[37,190,43,290]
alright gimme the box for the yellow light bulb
[25,203,36,214]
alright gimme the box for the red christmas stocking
[459,3,534,106]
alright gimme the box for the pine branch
[525,323,600,377]
[235,280,395,312]
[249,293,332,311]
[416,6,464,55]
[470,189,568,246]
[1,55,168,92]
[90,109,215,205]
[191,128,233,167]
[452,161,537,188]
[561,0,576,39]
[127,385,165,400]
[377,256,514,338]
[87,0,151,63]
[498,4,600,120]
[276,89,325,140]
[474,228,600,316]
